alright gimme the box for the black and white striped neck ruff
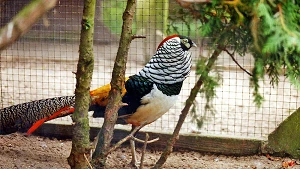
[137,36,192,85]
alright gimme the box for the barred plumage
[113,35,196,126]
[138,36,193,85]
[121,35,195,166]
[0,96,75,134]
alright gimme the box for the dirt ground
[0,133,298,169]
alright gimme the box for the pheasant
[0,34,196,165]
[94,34,196,165]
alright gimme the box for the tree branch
[91,0,137,167]
[0,0,57,51]
[67,0,96,168]
[131,35,146,40]
[104,125,142,156]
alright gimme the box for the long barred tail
[0,79,128,135]
[0,96,75,134]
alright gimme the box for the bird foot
[129,134,159,169]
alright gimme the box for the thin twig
[105,124,144,156]
[223,48,253,76]
[131,35,146,40]
[132,136,159,144]
[140,133,149,169]
[84,154,93,169]
[180,0,212,3]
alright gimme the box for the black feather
[91,75,154,122]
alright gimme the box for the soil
[0,133,299,169]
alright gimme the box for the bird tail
[1,78,128,135]
[0,96,75,135]
[26,105,75,135]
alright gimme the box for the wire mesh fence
[0,0,299,139]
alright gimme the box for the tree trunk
[67,0,96,168]
[153,44,224,169]
[0,0,57,51]
[92,0,136,168]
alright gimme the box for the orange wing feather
[90,77,128,106]
[26,78,128,135]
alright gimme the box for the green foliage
[102,0,168,35]
[101,1,136,34]
[250,0,300,105]
[170,0,300,108]
[190,58,221,128]
[167,6,196,36]
[82,19,92,30]
[168,1,299,128]
[196,58,220,113]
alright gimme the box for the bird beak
[192,42,197,48]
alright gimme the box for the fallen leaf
[266,154,280,161]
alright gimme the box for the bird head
[178,35,197,51]
[157,34,197,51]
[137,34,196,84]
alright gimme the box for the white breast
[125,84,178,126]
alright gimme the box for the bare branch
[131,35,146,40]
[84,154,94,169]
[0,0,57,51]
[223,48,253,76]
[92,0,137,167]
[132,136,159,144]
[105,125,143,156]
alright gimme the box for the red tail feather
[26,106,75,135]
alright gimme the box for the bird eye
[181,39,190,49]
[182,39,188,43]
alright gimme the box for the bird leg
[102,122,158,168]
[129,134,159,168]
[139,133,149,169]
[130,138,139,168]
[129,123,147,168]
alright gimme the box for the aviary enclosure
[0,0,299,168]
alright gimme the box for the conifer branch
[277,4,297,37]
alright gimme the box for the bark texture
[153,45,224,169]
[0,0,57,51]
[67,0,96,168]
[91,0,136,168]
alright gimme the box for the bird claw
[121,102,128,107]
